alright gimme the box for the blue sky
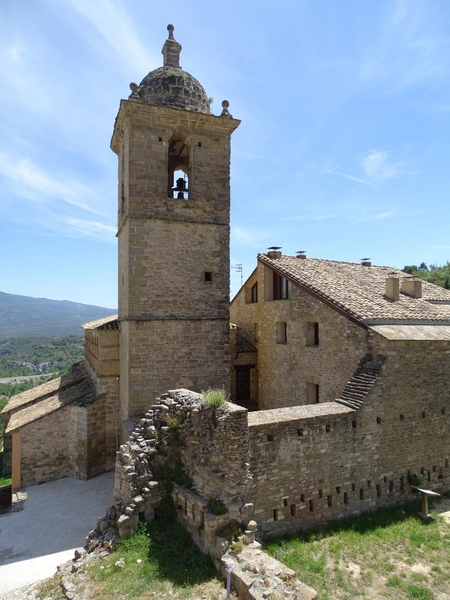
[1,0,450,308]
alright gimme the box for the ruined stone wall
[21,406,72,485]
[247,334,450,536]
[230,261,369,409]
[113,389,251,508]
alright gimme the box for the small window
[254,322,258,342]
[277,322,287,344]
[307,382,319,404]
[273,272,289,300]
[251,282,258,303]
[306,322,319,346]
[204,272,212,282]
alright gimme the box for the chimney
[385,276,400,301]
[361,257,372,267]
[401,277,423,299]
[267,246,282,259]
[296,250,306,259]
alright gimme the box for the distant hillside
[0,291,117,337]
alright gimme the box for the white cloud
[0,153,101,214]
[68,0,156,74]
[358,211,395,222]
[328,170,377,187]
[362,150,400,179]
[63,218,117,240]
[360,1,450,93]
[232,226,269,247]
[279,214,336,222]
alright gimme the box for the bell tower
[111,25,240,426]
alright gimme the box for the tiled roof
[4,362,100,433]
[82,315,119,331]
[2,361,87,414]
[259,254,450,324]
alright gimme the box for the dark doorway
[236,366,251,402]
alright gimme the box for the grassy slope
[267,500,450,600]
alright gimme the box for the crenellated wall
[247,334,450,536]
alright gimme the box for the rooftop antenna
[232,263,243,288]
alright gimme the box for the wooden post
[11,429,21,490]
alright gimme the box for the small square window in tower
[273,272,289,300]
[168,139,190,199]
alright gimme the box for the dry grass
[267,498,450,599]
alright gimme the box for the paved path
[0,473,114,596]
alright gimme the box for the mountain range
[0,291,117,338]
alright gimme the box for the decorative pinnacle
[162,24,181,68]
[220,100,233,118]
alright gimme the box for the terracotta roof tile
[5,367,99,433]
[82,315,119,331]
[259,255,450,324]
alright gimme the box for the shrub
[208,497,228,516]
[202,388,227,408]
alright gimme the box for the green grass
[86,496,225,599]
[267,501,450,599]
[0,477,11,486]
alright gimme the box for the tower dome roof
[134,25,210,114]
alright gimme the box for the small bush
[216,520,243,542]
[208,497,228,516]
[408,473,423,487]
[230,540,243,554]
[202,388,227,408]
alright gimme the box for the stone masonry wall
[21,406,72,485]
[119,318,230,419]
[247,333,450,536]
[230,261,369,409]
[114,102,238,422]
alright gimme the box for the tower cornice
[111,100,240,155]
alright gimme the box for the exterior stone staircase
[336,354,386,410]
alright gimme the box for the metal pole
[226,564,233,598]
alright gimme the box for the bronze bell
[172,177,188,199]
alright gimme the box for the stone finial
[220,100,233,118]
[162,24,182,68]
[129,82,140,99]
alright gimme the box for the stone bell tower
[111,25,240,426]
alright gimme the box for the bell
[172,177,188,199]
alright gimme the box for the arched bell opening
[168,139,190,199]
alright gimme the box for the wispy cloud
[232,226,270,247]
[63,218,116,240]
[357,211,396,222]
[362,150,402,179]
[0,153,101,215]
[279,214,336,222]
[360,1,450,93]
[327,170,377,187]
[69,0,156,74]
